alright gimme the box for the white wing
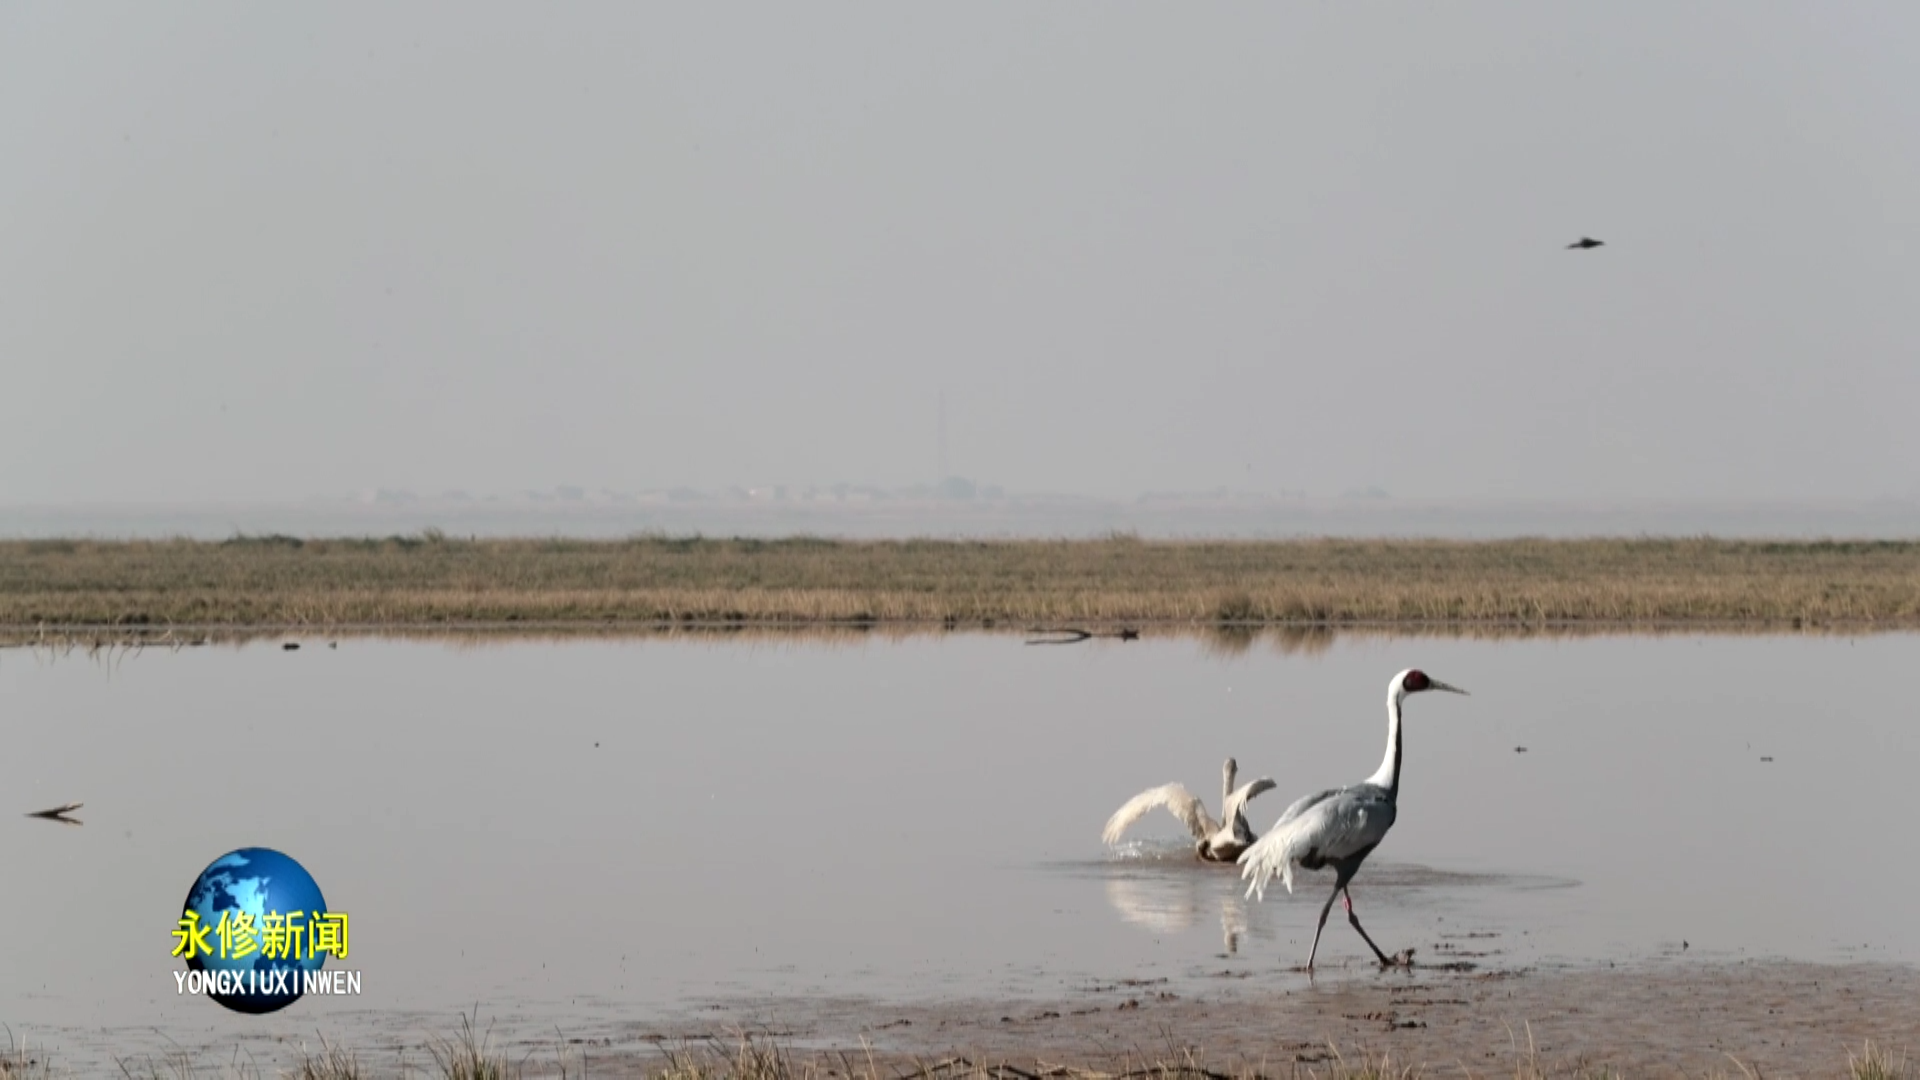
[1221,777,1278,827]
[1237,786,1396,901]
[1267,786,1343,831]
[1102,783,1218,845]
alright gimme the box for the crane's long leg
[1305,884,1341,970]
[1342,887,1396,966]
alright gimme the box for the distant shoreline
[3,535,1917,631]
[9,495,1920,544]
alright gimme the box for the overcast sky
[4,3,1917,505]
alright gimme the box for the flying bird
[1104,757,1278,862]
[1566,237,1604,250]
[1238,669,1467,970]
[25,802,83,826]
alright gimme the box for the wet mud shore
[578,959,1920,1078]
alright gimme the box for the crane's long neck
[1363,691,1404,798]
[1221,758,1236,818]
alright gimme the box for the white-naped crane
[1103,757,1277,862]
[1238,669,1467,969]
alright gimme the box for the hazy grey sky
[4,3,1917,505]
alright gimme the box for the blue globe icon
[179,847,332,1014]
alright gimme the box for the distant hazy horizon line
[6,492,1920,512]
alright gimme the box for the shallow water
[3,630,1916,1068]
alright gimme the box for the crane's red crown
[1402,670,1431,692]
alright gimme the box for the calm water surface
[2,631,1915,1066]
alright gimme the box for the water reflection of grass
[0,619,1908,657]
[3,535,1919,631]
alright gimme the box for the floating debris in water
[282,642,299,651]
[1024,627,1140,645]
[1514,746,1529,753]
[1760,756,1774,762]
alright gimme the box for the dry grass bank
[2,534,1918,630]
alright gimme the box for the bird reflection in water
[1105,873,1257,956]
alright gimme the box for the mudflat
[612,959,1918,1079]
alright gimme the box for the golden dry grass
[1849,1042,1909,1080]
[2,534,1918,630]
[0,1035,51,1080]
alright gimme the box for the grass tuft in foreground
[1850,1041,1908,1080]
[1,1029,52,1080]
[655,1035,801,1080]
[288,1036,362,1080]
[3,535,1920,630]
[424,1009,524,1080]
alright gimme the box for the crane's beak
[1428,679,1468,696]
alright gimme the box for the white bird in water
[1103,757,1278,862]
[1238,669,1467,970]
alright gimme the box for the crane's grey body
[1239,669,1465,970]
[1103,757,1278,862]
[1266,782,1398,877]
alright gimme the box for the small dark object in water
[1567,236,1605,249]
[1514,746,1528,753]
[1025,627,1141,645]
[283,642,299,651]
[1760,756,1774,762]
[328,641,337,649]
[595,742,601,748]
[26,802,83,826]
[1683,940,1690,949]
